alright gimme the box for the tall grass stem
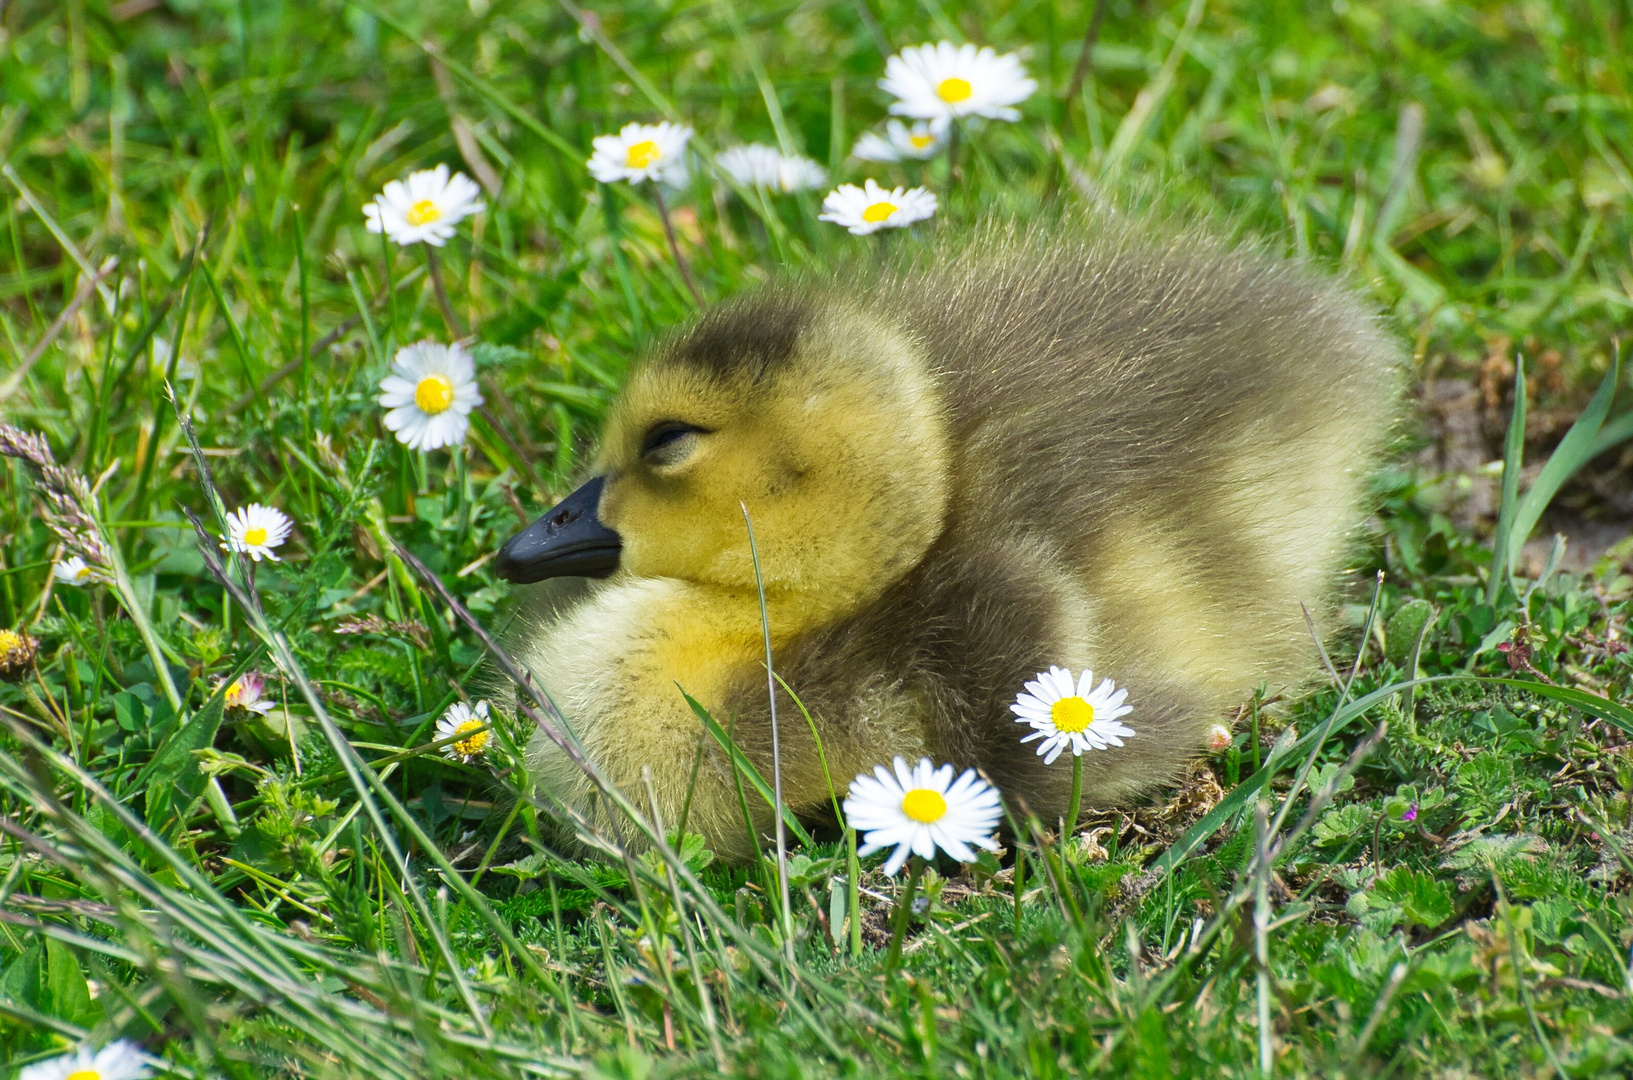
[741,502,793,963]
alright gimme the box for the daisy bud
[0,628,38,682]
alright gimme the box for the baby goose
[497,218,1399,859]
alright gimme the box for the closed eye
[641,421,707,460]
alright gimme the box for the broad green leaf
[1505,351,1622,578]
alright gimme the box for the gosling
[496,218,1399,859]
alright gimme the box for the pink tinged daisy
[436,700,493,763]
[363,164,485,247]
[880,41,1038,123]
[19,1039,153,1080]
[852,118,948,162]
[818,180,937,235]
[378,341,483,451]
[716,143,828,192]
[1011,666,1135,765]
[220,671,275,716]
[842,756,1002,876]
[1205,723,1233,751]
[587,121,693,185]
[221,504,292,563]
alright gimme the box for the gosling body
[500,218,1399,859]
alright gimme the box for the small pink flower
[1205,723,1232,752]
[1402,803,1418,823]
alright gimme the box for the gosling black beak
[496,476,622,583]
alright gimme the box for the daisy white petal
[717,143,828,192]
[851,118,949,162]
[362,164,485,247]
[842,755,1001,875]
[436,700,494,763]
[19,1039,153,1080]
[1011,665,1137,759]
[818,180,937,235]
[53,555,110,586]
[587,122,693,185]
[880,41,1037,123]
[378,341,483,451]
[221,504,292,563]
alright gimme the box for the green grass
[2,0,1633,1076]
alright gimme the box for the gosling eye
[640,421,707,464]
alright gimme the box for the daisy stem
[1065,752,1083,840]
[885,856,925,971]
[650,182,703,306]
[424,246,466,338]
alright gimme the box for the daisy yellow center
[862,201,899,223]
[1051,695,1095,734]
[225,680,246,706]
[453,719,490,757]
[626,140,661,169]
[74,565,92,581]
[415,374,455,415]
[242,526,268,547]
[900,788,947,823]
[909,133,936,149]
[937,77,973,103]
[0,630,22,651]
[405,199,442,226]
[66,1072,101,1080]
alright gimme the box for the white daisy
[54,555,109,586]
[842,756,1002,876]
[1205,723,1233,751]
[436,700,493,763]
[19,1039,153,1080]
[1011,666,1135,765]
[880,41,1038,123]
[377,341,483,451]
[716,143,828,192]
[587,121,693,185]
[363,164,485,247]
[818,180,937,236]
[852,118,948,162]
[221,504,292,563]
[220,671,275,716]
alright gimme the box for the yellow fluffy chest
[518,578,761,770]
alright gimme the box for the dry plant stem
[742,503,794,963]
[424,246,466,338]
[1063,0,1110,119]
[884,856,925,971]
[651,182,703,306]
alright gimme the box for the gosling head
[497,290,952,623]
